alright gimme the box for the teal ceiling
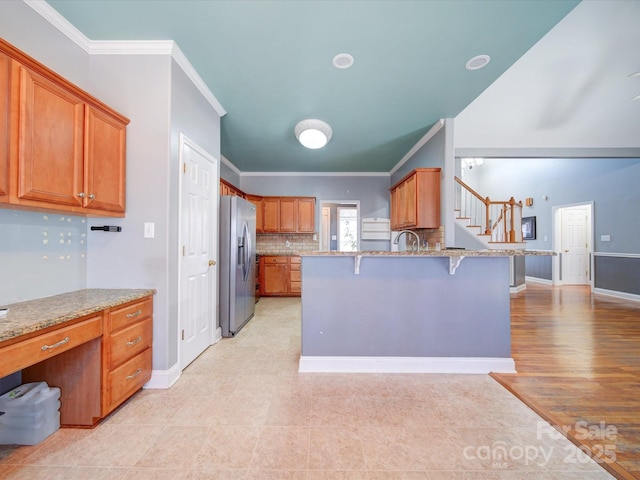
[47,0,579,173]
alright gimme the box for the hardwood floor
[492,283,640,480]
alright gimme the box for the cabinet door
[262,259,289,295]
[297,198,315,233]
[263,197,280,232]
[389,187,398,230]
[403,173,417,227]
[84,105,126,213]
[18,66,84,207]
[0,52,9,203]
[279,198,296,232]
[246,195,263,233]
[415,169,441,228]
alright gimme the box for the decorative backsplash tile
[256,234,319,254]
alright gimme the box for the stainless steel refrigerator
[219,196,256,337]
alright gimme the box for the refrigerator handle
[241,222,251,281]
[245,223,252,282]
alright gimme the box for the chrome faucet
[393,230,421,252]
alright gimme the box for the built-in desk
[0,289,155,427]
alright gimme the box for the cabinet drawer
[290,270,301,282]
[290,256,301,264]
[290,282,301,294]
[263,256,288,264]
[107,347,152,411]
[109,297,152,332]
[290,263,301,272]
[0,315,102,377]
[108,317,152,369]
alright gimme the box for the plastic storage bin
[0,382,61,445]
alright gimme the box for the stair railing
[455,176,523,243]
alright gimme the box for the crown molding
[240,171,390,177]
[25,0,92,52]
[24,0,225,117]
[220,155,242,176]
[389,119,445,176]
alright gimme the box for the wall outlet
[600,234,611,242]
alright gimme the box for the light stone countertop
[0,288,156,343]
[297,249,555,257]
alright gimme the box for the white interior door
[560,205,590,285]
[321,207,330,251]
[179,135,218,369]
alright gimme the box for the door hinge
[183,163,186,173]
[181,329,185,340]
[182,245,186,256]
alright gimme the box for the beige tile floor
[0,297,614,479]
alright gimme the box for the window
[338,207,358,252]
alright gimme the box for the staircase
[454,176,526,250]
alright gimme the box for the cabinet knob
[88,194,95,200]
[209,260,216,266]
[77,192,85,198]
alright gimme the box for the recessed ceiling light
[294,119,332,149]
[333,53,354,69]
[465,54,491,71]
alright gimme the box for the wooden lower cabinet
[260,256,301,297]
[103,297,153,416]
[18,295,154,427]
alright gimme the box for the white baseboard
[510,284,526,294]
[144,362,181,389]
[298,356,516,374]
[525,276,553,285]
[593,288,640,303]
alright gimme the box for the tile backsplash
[256,234,319,254]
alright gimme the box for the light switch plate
[144,222,155,238]
[600,234,611,242]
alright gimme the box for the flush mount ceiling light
[294,119,332,149]
[465,54,491,71]
[333,53,354,69]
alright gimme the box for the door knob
[209,260,216,266]
[564,249,569,253]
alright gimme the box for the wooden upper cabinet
[0,52,10,203]
[220,178,245,198]
[297,197,315,233]
[262,197,280,232]
[279,198,296,232]
[390,168,440,230]
[84,106,126,213]
[246,194,263,232]
[18,66,84,207]
[259,196,315,233]
[0,38,129,217]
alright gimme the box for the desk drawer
[107,347,152,411]
[109,298,152,332]
[0,315,102,377]
[108,317,152,369]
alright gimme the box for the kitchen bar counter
[298,252,545,374]
[298,249,553,275]
[0,289,156,343]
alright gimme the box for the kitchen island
[298,250,551,374]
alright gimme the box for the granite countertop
[0,288,156,343]
[297,249,555,257]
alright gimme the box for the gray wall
[462,157,640,292]
[0,3,222,374]
[240,174,391,251]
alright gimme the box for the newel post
[509,197,516,242]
